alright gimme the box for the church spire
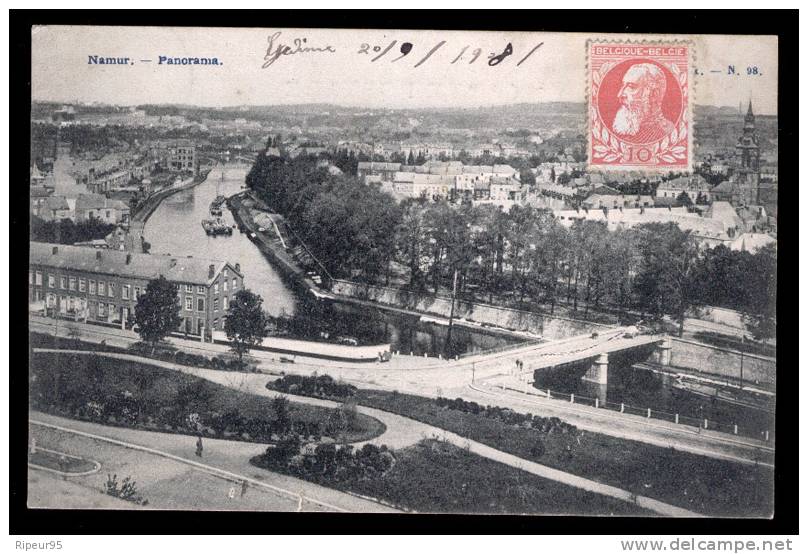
[747,99,754,117]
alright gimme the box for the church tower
[735,100,761,205]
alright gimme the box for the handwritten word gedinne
[262,31,336,68]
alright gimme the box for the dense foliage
[30,216,116,245]
[133,277,182,349]
[29,351,383,444]
[246,153,776,338]
[255,440,396,484]
[265,376,773,516]
[271,374,358,398]
[224,289,269,367]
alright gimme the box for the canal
[143,163,523,356]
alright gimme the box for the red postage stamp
[588,41,692,171]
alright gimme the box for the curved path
[29,413,397,512]
[29,316,775,467]
[33,348,702,517]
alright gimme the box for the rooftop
[30,242,240,286]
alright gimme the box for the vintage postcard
[27,25,777,518]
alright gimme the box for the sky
[32,26,778,114]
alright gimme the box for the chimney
[96,250,102,260]
[52,246,58,255]
[126,253,132,265]
[208,264,215,279]
[235,263,241,273]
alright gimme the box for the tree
[272,395,292,434]
[676,191,693,207]
[133,276,181,353]
[633,223,701,337]
[224,289,268,369]
[741,243,777,340]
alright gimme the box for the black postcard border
[9,8,798,536]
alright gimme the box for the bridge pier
[582,352,609,385]
[654,337,672,366]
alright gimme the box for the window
[98,303,106,318]
[60,276,67,289]
[185,297,193,311]
[232,278,237,289]
[122,285,130,300]
[98,281,106,296]
[69,277,76,291]
[197,286,205,294]
[223,280,228,292]
[197,297,205,312]
[89,280,96,295]
[79,279,86,293]
[35,271,42,286]
[223,296,228,310]
[29,271,33,285]
[213,298,219,311]
[186,284,193,292]
[134,286,140,299]
[108,282,116,298]
[48,275,55,288]
[224,269,228,278]
[214,283,219,294]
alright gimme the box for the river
[142,163,522,356]
[143,163,297,317]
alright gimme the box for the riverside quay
[29,241,243,338]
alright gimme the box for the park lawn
[268,381,773,517]
[252,438,650,515]
[29,351,385,444]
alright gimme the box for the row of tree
[245,152,776,339]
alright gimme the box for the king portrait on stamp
[612,62,675,143]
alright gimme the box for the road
[30,316,773,466]
[33,348,704,516]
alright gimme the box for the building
[357,161,401,182]
[552,206,736,247]
[655,175,712,204]
[29,242,244,338]
[75,194,131,226]
[735,101,761,205]
[89,169,132,194]
[582,193,654,210]
[151,139,197,174]
[38,196,72,222]
[729,233,777,254]
[30,186,54,218]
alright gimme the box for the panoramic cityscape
[27,27,777,517]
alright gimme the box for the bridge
[459,327,669,389]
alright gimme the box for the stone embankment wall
[670,338,776,387]
[331,280,607,340]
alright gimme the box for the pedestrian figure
[241,479,248,498]
[30,438,37,455]
[195,435,203,458]
[228,486,236,499]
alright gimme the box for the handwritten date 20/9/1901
[262,31,543,69]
